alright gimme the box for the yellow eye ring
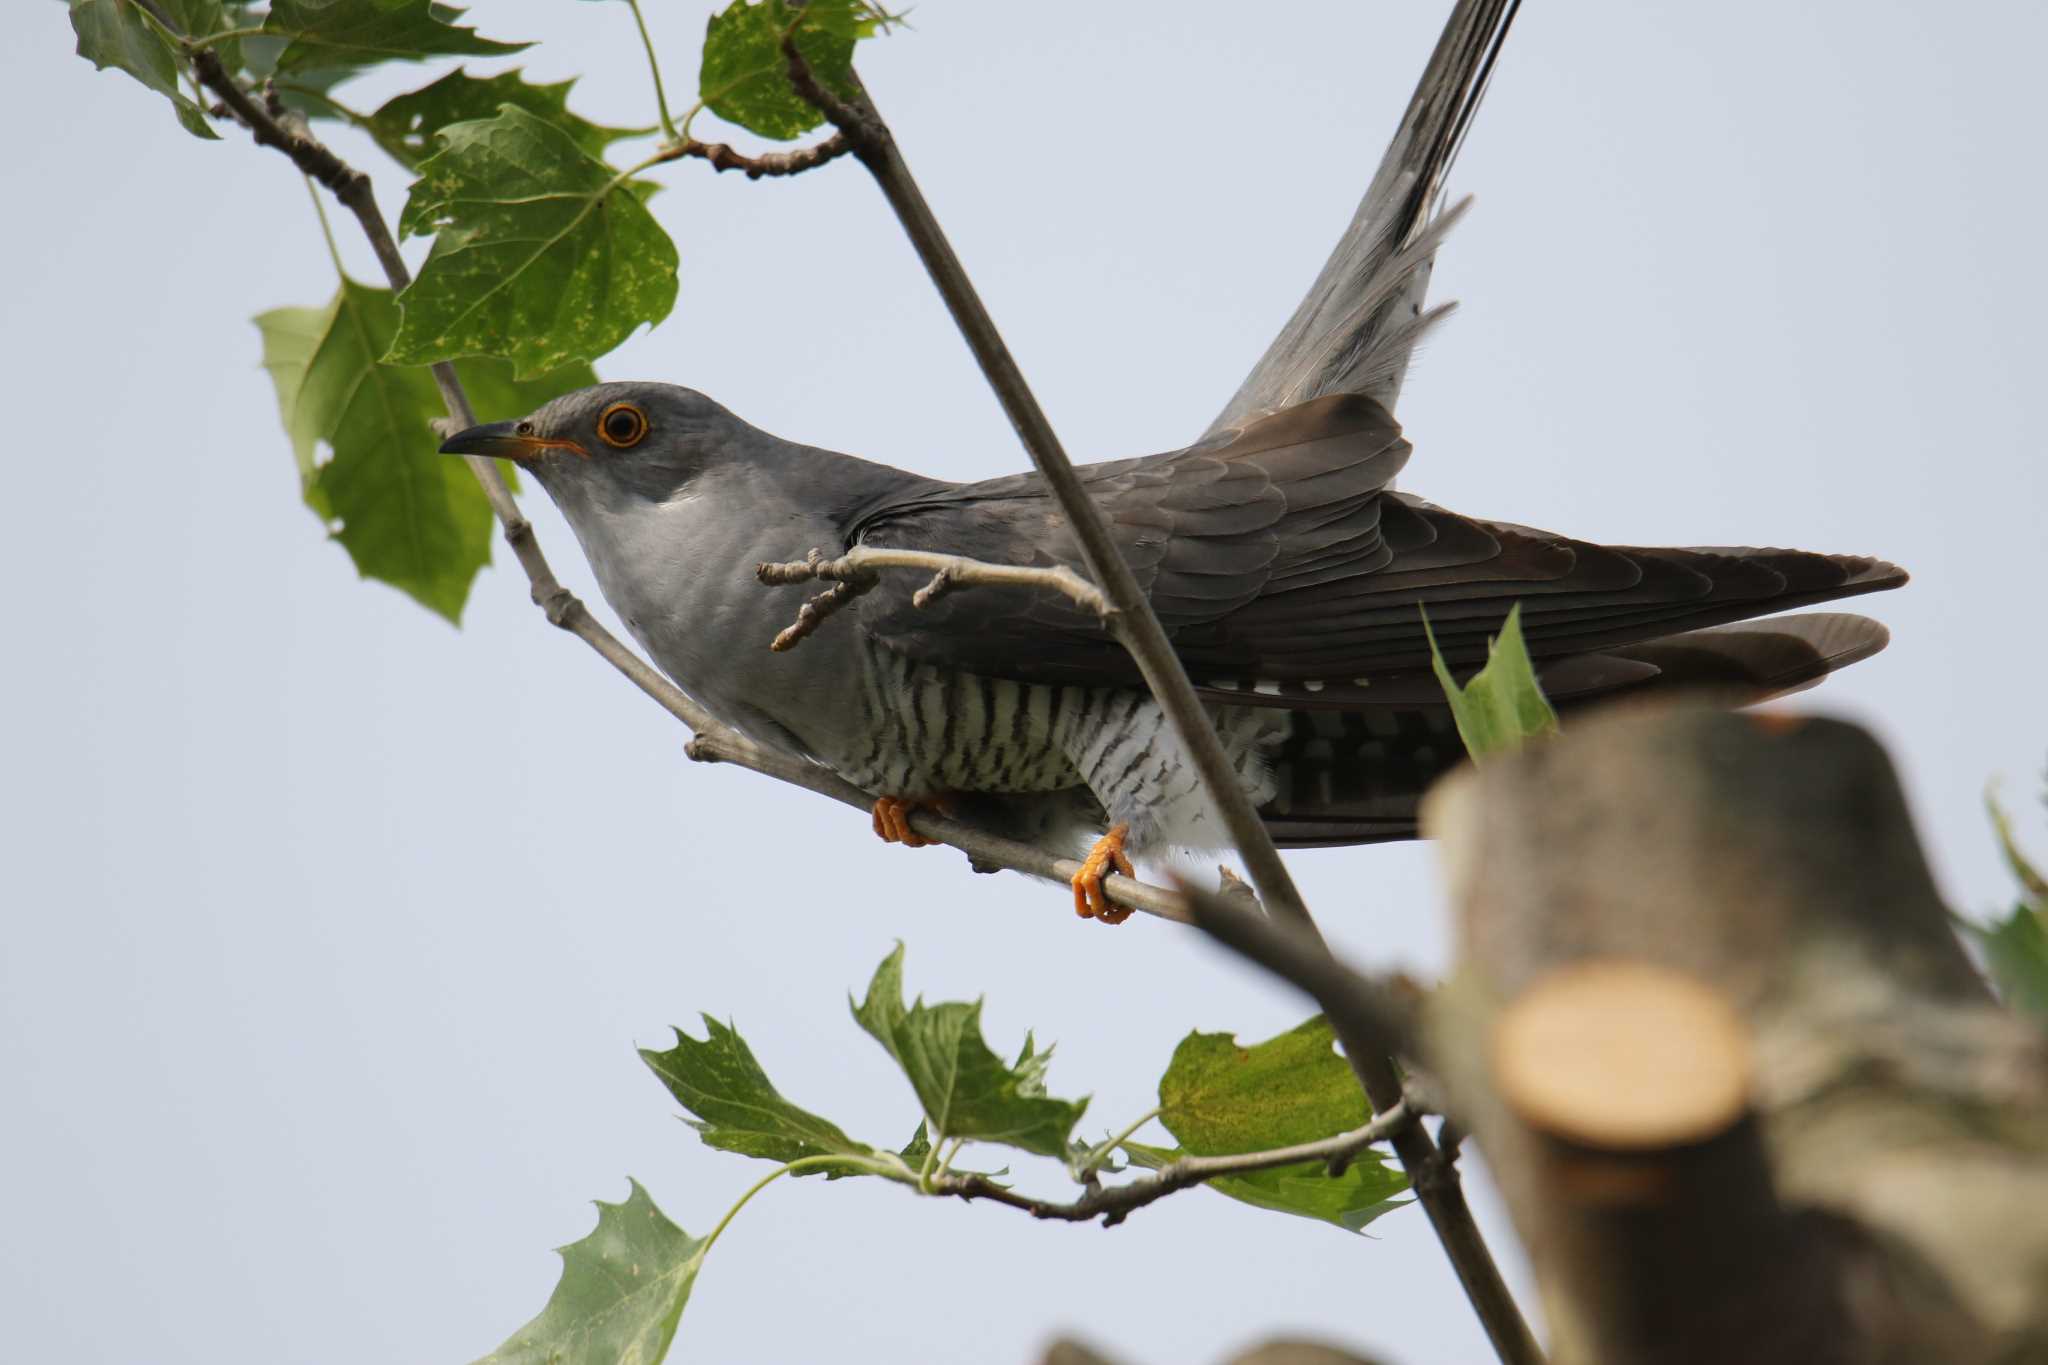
[598,401,649,449]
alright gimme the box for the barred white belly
[831,643,1285,852]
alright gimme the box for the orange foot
[870,795,938,849]
[1071,824,1136,925]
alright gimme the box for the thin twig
[770,581,865,652]
[673,132,853,179]
[138,0,1177,926]
[782,39,1320,939]
[758,543,1110,650]
[933,1102,1414,1229]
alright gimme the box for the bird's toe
[1070,824,1135,925]
[870,796,938,849]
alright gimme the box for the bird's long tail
[1258,611,1892,847]
[1206,0,1518,435]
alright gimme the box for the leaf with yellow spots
[1149,1016,1408,1233]
[387,107,678,378]
[360,66,644,170]
[698,0,885,141]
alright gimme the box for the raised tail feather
[1208,0,1519,433]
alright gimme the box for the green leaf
[1968,905,2048,1022]
[852,945,1088,1158]
[253,280,590,620]
[698,0,879,141]
[69,0,221,140]
[469,1180,703,1365]
[1988,788,2048,911]
[262,0,527,78]
[387,107,679,378]
[1426,602,1560,761]
[253,303,336,518]
[640,1015,879,1172]
[1972,788,2048,1022]
[361,67,643,170]
[1149,1016,1408,1232]
[1122,1140,1409,1235]
[1159,1015,1372,1154]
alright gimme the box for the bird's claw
[1071,824,1135,925]
[871,795,938,848]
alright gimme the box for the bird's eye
[514,420,534,436]
[598,402,648,449]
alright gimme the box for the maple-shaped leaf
[262,0,526,77]
[853,945,1087,1158]
[388,107,678,377]
[469,1181,703,1365]
[254,280,589,619]
[698,0,881,141]
[640,1015,879,1173]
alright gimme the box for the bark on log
[1421,704,2048,1365]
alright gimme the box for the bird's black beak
[438,421,588,463]
[440,420,530,461]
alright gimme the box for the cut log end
[1492,960,1751,1151]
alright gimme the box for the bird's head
[439,381,747,503]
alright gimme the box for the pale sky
[7,3,2045,1363]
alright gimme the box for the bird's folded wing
[845,395,1904,701]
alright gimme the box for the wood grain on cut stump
[1492,960,1749,1151]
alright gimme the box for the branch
[671,132,852,179]
[756,544,1109,650]
[932,1102,1415,1229]
[138,3,1184,928]
[786,37,1540,1365]
[1179,881,1541,1365]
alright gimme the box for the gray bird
[440,0,1905,922]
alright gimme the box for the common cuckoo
[440,1,1904,921]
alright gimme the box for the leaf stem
[276,82,370,125]
[302,175,348,282]
[128,0,185,49]
[675,99,705,144]
[623,0,679,143]
[184,24,269,52]
[699,1153,905,1260]
[1076,1106,1161,1180]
